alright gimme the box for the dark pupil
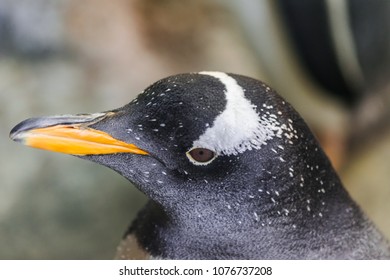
[190,148,214,162]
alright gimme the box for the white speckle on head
[253,211,259,222]
[193,71,289,156]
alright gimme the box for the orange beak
[10,113,148,156]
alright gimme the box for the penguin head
[10,72,339,230]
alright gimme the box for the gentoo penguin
[10,71,390,259]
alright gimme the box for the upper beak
[9,112,148,156]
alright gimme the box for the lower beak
[10,112,148,156]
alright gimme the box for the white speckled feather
[195,72,287,156]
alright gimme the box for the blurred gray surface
[0,0,389,259]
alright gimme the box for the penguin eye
[186,148,216,165]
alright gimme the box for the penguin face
[82,72,299,209]
[9,72,319,220]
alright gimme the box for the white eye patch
[193,71,286,156]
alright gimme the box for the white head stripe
[193,71,287,156]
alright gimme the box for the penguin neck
[250,133,370,244]
[256,134,352,223]
[129,178,366,259]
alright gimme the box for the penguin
[10,71,390,259]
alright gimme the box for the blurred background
[0,0,389,259]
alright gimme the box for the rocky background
[0,0,389,259]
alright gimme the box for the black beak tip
[9,116,54,142]
[9,119,32,142]
[9,113,109,143]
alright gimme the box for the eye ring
[186,147,217,165]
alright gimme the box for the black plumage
[10,72,390,259]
